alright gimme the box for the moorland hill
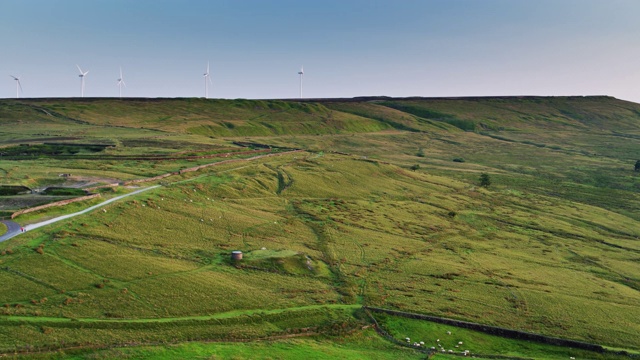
[0,96,639,359]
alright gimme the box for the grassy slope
[39,329,425,360]
[1,96,639,357]
[17,98,391,136]
[375,313,630,360]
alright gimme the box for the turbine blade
[120,66,123,79]
[76,64,83,74]
[9,75,17,80]
[18,80,23,93]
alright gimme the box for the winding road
[0,220,21,242]
[0,185,160,243]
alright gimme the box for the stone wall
[11,194,101,219]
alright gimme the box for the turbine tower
[117,67,126,99]
[203,62,212,98]
[9,75,23,99]
[298,66,304,99]
[76,65,89,98]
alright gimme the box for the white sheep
[405,337,410,342]
[458,341,463,345]
[419,341,424,345]
[447,331,452,335]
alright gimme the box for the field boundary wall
[122,150,303,186]
[365,306,606,353]
[11,194,101,219]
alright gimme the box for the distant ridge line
[1,95,615,102]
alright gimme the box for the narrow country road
[0,220,21,243]
[0,185,160,243]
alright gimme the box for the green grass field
[14,328,425,360]
[1,96,639,358]
[373,312,630,360]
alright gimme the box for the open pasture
[1,96,639,357]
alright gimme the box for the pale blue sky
[2,0,639,102]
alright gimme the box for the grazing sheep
[436,339,440,342]
[431,347,436,350]
[447,331,452,335]
[448,350,454,353]
[420,341,425,345]
[458,341,463,345]
[405,337,410,342]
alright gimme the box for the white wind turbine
[117,67,126,99]
[76,65,89,97]
[298,66,304,99]
[9,75,23,99]
[203,61,212,98]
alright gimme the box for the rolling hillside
[0,96,639,358]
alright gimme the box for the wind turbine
[76,65,89,97]
[297,66,304,99]
[9,75,23,99]
[117,67,126,99]
[203,61,212,98]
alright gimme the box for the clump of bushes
[480,173,491,188]
[34,244,45,255]
[453,158,465,163]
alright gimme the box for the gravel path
[0,185,160,243]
